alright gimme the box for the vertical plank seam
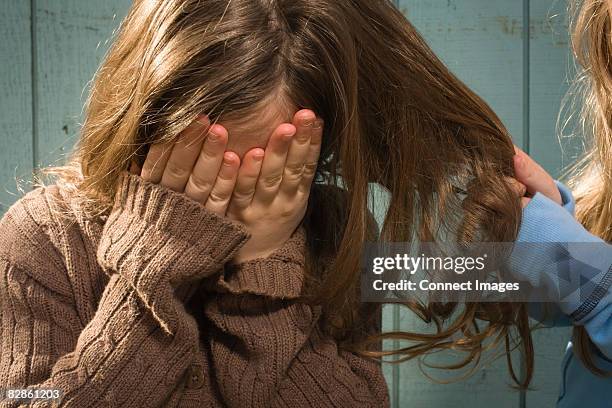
[30,0,38,178]
[521,1,530,407]
[391,6,400,407]
[391,5,400,408]
[523,0,530,155]
[392,304,400,408]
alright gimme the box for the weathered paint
[0,1,577,407]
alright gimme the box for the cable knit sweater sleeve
[0,172,249,407]
[0,171,389,407]
[200,227,390,407]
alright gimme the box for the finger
[298,117,323,195]
[129,161,141,175]
[253,123,296,202]
[184,124,228,203]
[229,147,265,211]
[279,110,316,196]
[521,196,531,208]
[513,148,561,205]
[204,151,240,215]
[504,177,527,198]
[141,142,173,183]
[160,115,210,192]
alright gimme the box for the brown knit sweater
[0,171,389,407]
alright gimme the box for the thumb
[513,147,561,205]
[521,196,531,208]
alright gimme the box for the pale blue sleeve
[511,181,612,360]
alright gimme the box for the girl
[0,0,531,406]
[509,0,612,405]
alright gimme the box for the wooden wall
[0,1,579,407]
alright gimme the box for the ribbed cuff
[97,171,251,334]
[112,171,250,261]
[513,192,612,323]
[555,180,576,216]
[517,192,600,244]
[207,226,308,299]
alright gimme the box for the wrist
[204,226,308,298]
[230,250,277,265]
[98,171,250,288]
[554,180,576,216]
[511,192,591,284]
[229,226,299,265]
[517,192,594,244]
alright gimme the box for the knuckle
[232,190,254,203]
[200,146,218,162]
[296,134,310,144]
[302,162,317,178]
[189,174,214,193]
[279,204,296,218]
[284,163,305,178]
[208,190,228,204]
[165,162,189,178]
[182,139,202,152]
[261,173,283,188]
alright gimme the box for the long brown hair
[42,0,528,386]
[566,0,612,375]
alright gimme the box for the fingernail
[223,154,234,165]
[301,116,315,127]
[253,150,264,161]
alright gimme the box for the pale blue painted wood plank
[527,1,575,406]
[395,1,525,406]
[381,304,399,408]
[2,1,578,407]
[370,183,398,407]
[395,307,524,408]
[398,0,525,148]
[528,0,582,176]
[0,2,33,212]
[33,0,131,169]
